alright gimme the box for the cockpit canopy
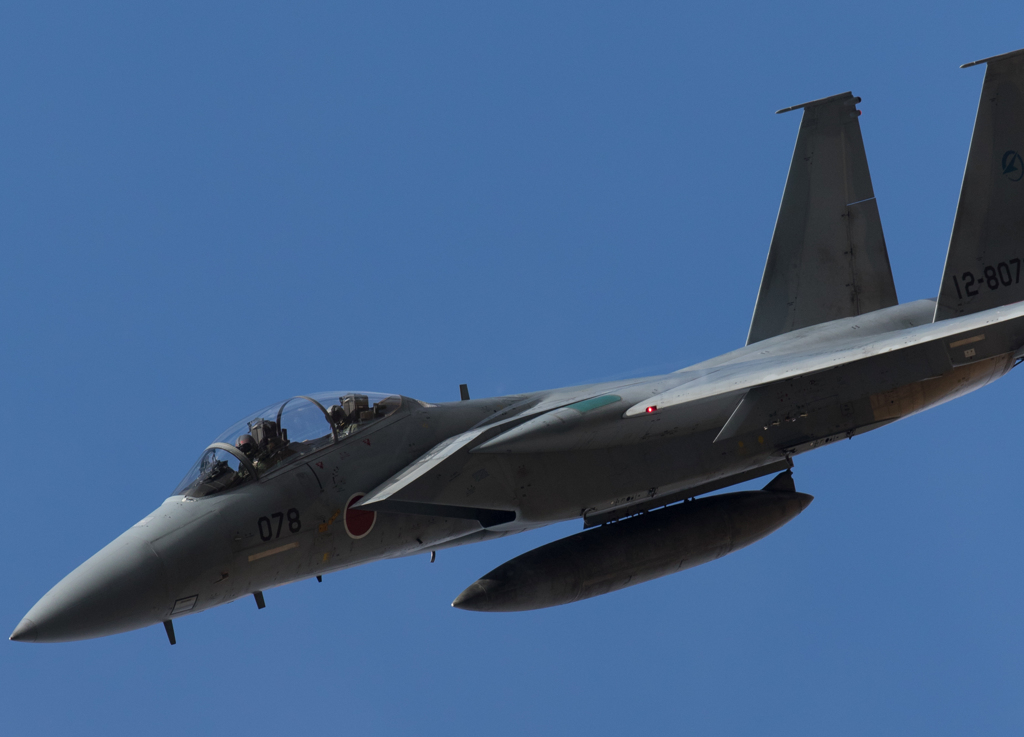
[174,391,402,498]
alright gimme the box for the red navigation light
[645,405,657,414]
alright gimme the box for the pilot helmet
[235,434,256,455]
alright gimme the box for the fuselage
[12,297,1024,643]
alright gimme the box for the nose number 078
[257,509,301,542]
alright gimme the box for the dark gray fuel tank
[452,487,812,612]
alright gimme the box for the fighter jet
[12,48,1024,644]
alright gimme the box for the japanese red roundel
[344,493,376,539]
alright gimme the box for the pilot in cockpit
[235,433,256,458]
[327,404,347,428]
[241,418,290,471]
[326,394,379,438]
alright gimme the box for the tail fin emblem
[1001,150,1023,181]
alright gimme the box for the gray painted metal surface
[12,48,1024,644]
[747,92,897,345]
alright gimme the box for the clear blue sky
[3,2,1023,735]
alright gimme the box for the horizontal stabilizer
[748,92,898,344]
[935,48,1024,320]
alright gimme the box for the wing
[627,301,1024,417]
[355,379,669,526]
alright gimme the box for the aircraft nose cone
[13,533,169,643]
[9,618,38,643]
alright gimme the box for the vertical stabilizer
[935,48,1024,321]
[747,92,898,345]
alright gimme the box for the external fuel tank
[452,484,811,612]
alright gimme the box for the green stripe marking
[566,394,622,414]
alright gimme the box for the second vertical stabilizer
[935,48,1024,321]
[747,92,898,345]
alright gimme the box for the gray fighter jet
[12,48,1024,644]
